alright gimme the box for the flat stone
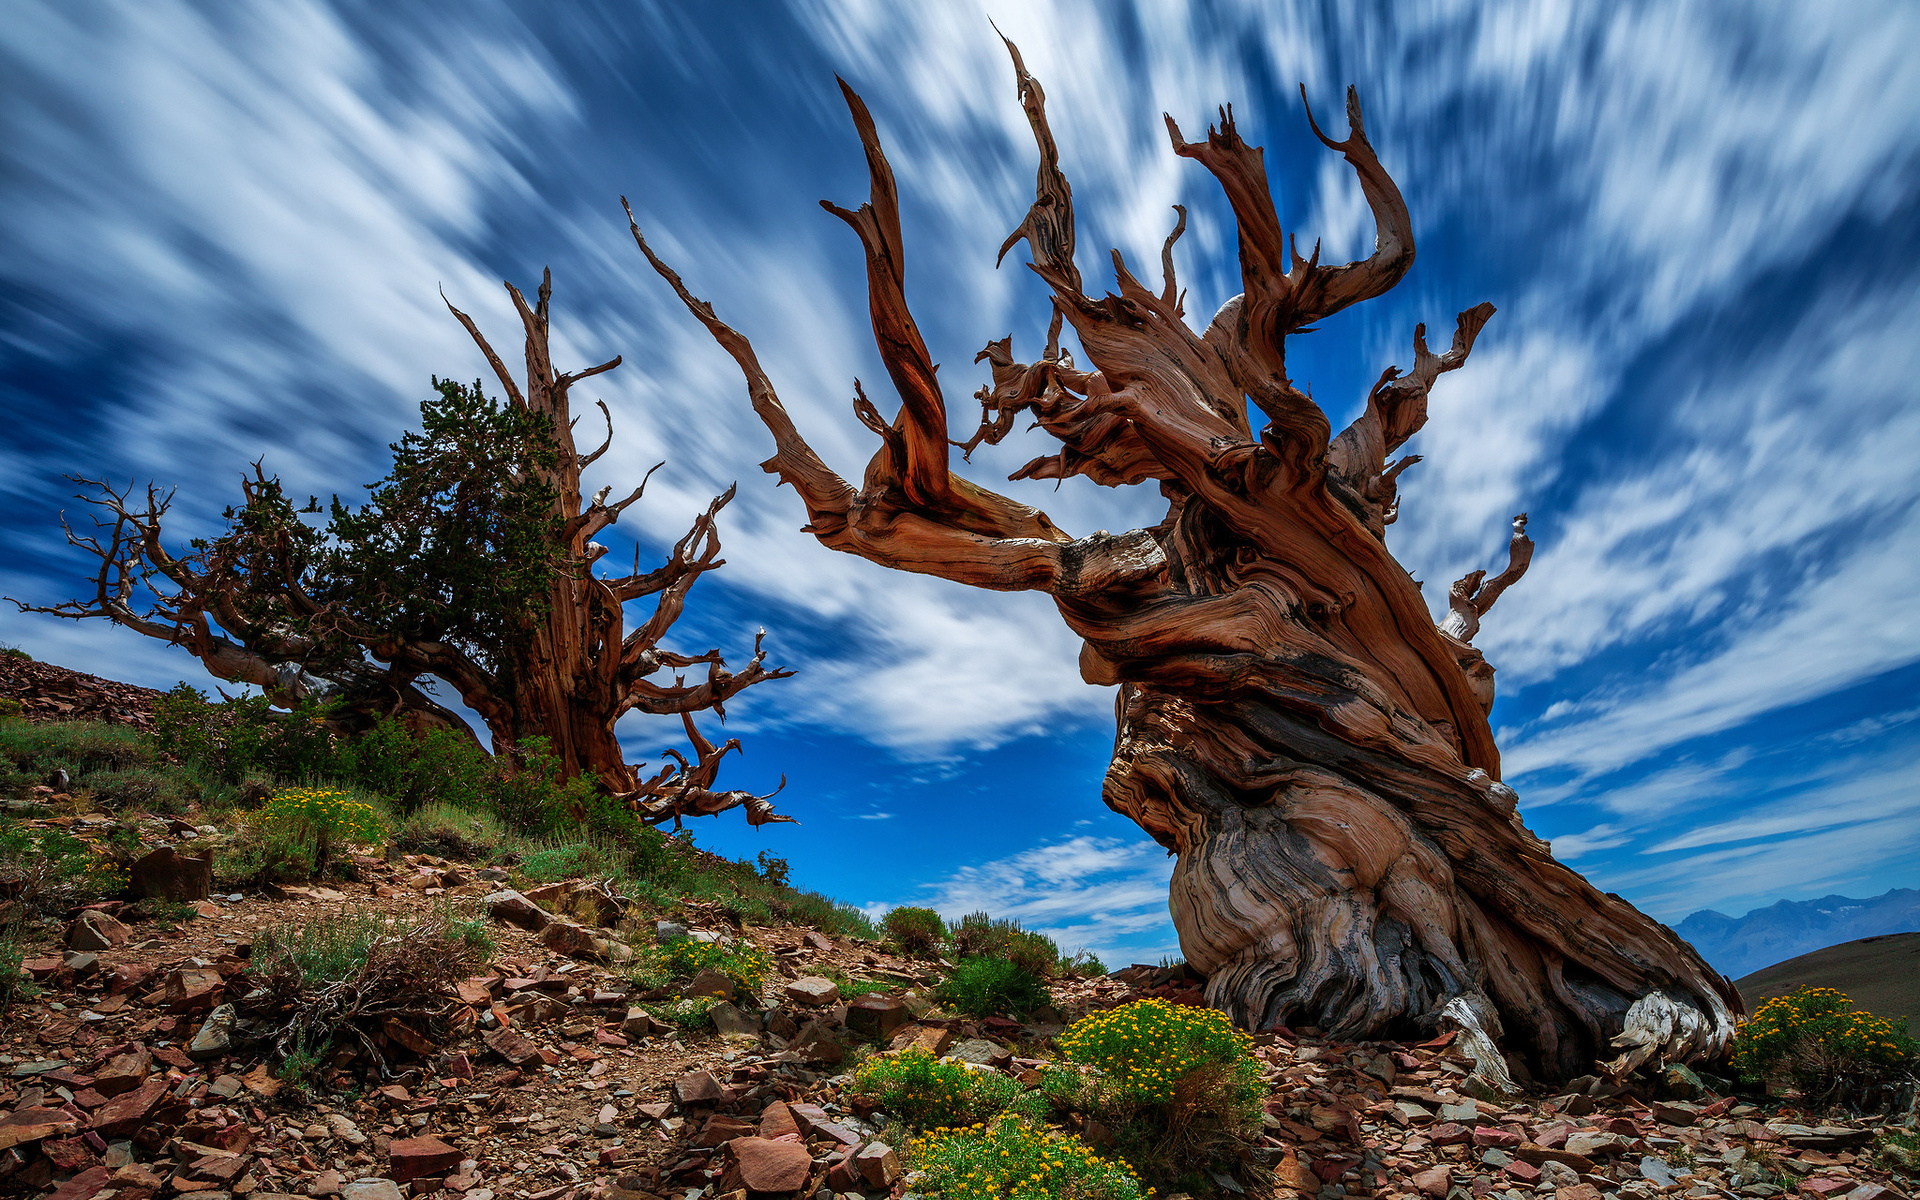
[166,967,224,1013]
[47,1165,112,1200]
[694,1115,758,1148]
[0,1107,82,1152]
[388,1136,462,1182]
[655,920,689,944]
[1473,1126,1522,1149]
[785,977,839,1007]
[788,1021,844,1064]
[342,1180,404,1200]
[1564,1131,1629,1157]
[91,1047,152,1097]
[91,1077,170,1139]
[188,1003,238,1061]
[1651,1101,1700,1127]
[1413,1166,1453,1197]
[1428,1122,1473,1146]
[725,1136,812,1194]
[483,889,552,931]
[946,1038,1010,1068]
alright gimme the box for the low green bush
[253,904,491,989]
[884,905,947,958]
[852,1048,1033,1128]
[908,1113,1148,1200]
[936,956,1051,1019]
[1006,929,1059,979]
[394,800,508,860]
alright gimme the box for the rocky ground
[0,654,1910,1200]
[3,822,1912,1200]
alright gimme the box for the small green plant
[0,918,37,1010]
[1878,1127,1920,1185]
[852,1048,1032,1128]
[884,905,947,958]
[255,786,387,878]
[936,956,1051,1019]
[642,995,718,1030]
[0,643,31,661]
[755,850,790,888]
[1732,987,1917,1101]
[0,698,23,721]
[908,1113,1149,1200]
[658,937,771,995]
[1063,950,1108,977]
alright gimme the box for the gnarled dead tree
[631,46,1740,1077]
[18,274,792,826]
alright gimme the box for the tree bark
[632,48,1740,1078]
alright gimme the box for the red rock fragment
[723,1136,813,1194]
[388,1135,463,1183]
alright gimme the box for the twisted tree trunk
[631,46,1740,1078]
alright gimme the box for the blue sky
[3,1,1917,972]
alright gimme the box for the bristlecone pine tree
[631,44,1740,1079]
[20,274,793,827]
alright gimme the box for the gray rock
[786,976,840,1007]
[484,889,553,932]
[1639,1158,1676,1187]
[342,1180,404,1200]
[655,920,689,944]
[946,1038,1010,1068]
[187,1003,238,1061]
[709,1002,760,1038]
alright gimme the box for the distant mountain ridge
[1677,888,1920,979]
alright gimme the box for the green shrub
[0,719,152,777]
[339,717,490,814]
[1050,999,1263,1184]
[516,835,632,885]
[258,786,386,861]
[0,698,23,722]
[1063,950,1108,977]
[936,956,1051,1019]
[773,890,878,940]
[81,767,198,814]
[951,910,1014,959]
[908,1113,1147,1200]
[0,820,129,903]
[1006,929,1059,979]
[151,685,340,783]
[658,937,770,995]
[852,1048,1032,1128]
[1733,987,1917,1100]
[394,800,507,860]
[884,905,947,958]
[253,904,491,989]
[641,996,718,1030]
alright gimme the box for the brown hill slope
[1734,930,1920,1025]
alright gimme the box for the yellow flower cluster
[911,1113,1149,1200]
[1732,986,1916,1077]
[1057,997,1255,1106]
[259,787,387,845]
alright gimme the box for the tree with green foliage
[17,272,793,827]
